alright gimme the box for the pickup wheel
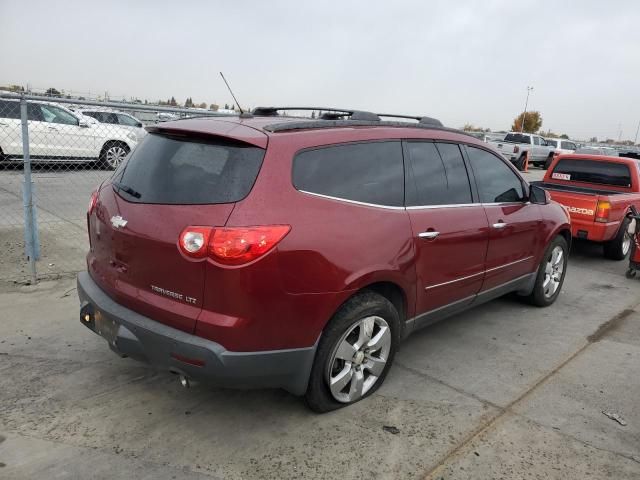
[514,154,527,171]
[544,154,554,170]
[99,141,130,170]
[305,291,400,413]
[603,216,635,260]
[522,235,569,307]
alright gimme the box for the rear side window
[561,141,576,150]
[116,133,265,204]
[552,158,631,187]
[405,142,472,206]
[293,141,404,207]
[466,146,525,203]
[504,133,530,144]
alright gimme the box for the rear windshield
[115,133,265,204]
[551,158,632,187]
[504,133,530,144]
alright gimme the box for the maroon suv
[77,107,571,412]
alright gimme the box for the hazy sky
[1,0,639,140]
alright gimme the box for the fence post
[20,94,39,284]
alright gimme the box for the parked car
[466,131,506,143]
[77,107,571,412]
[574,146,619,156]
[0,99,138,169]
[533,154,640,259]
[488,132,556,169]
[78,109,147,142]
[544,138,578,155]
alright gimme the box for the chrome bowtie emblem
[110,215,128,229]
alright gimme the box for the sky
[1,0,639,141]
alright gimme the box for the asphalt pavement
[0,167,639,479]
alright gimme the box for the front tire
[522,235,568,307]
[305,291,400,413]
[99,141,130,170]
[603,216,635,261]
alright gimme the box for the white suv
[0,99,138,169]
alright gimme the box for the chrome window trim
[297,190,406,210]
[424,256,534,291]
[406,203,480,210]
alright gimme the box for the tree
[224,103,229,110]
[170,96,177,106]
[184,97,193,108]
[198,102,207,109]
[46,87,61,97]
[510,111,542,133]
[209,104,219,111]
[559,134,569,139]
[589,137,598,143]
[231,104,235,111]
[462,123,488,132]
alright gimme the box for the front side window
[39,105,78,125]
[533,136,541,145]
[293,141,404,207]
[466,146,525,203]
[405,141,472,206]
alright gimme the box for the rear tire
[603,216,635,260]
[544,155,554,170]
[521,235,568,307]
[99,141,130,170]
[305,291,400,413]
[514,154,527,171]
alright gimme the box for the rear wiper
[113,181,141,199]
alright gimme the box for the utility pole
[520,86,534,133]
[634,120,639,145]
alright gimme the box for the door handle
[418,231,439,240]
[492,221,507,229]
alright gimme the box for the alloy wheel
[326,316,391,403]
[106,145,128,169]
[622,219,636,256]
[543,245,565,298]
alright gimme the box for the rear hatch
[537,157,631,223]
[87,125,266,333]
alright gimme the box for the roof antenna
[220,72,250,116]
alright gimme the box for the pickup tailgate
[536,184,599,222]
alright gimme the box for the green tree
[170,96,177,106]
[510,111,542,133]
[224,103,229,110]
[209,104,219,111]
[559,134,569,139]
[46,87,61,97]
[198,102,207,109]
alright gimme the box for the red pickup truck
[533,154,640,260]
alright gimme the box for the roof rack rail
[252,106,442,127]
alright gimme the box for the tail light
[595,200,611,223]
[178,225,291,265]
[513,145,520,154]
[88,190,98,215]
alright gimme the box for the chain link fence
[0,93,229,284]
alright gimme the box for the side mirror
[529,184,550,205]
[79,120,90,128]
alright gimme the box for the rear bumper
[76,271,317,395]
[570,219,619,242]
